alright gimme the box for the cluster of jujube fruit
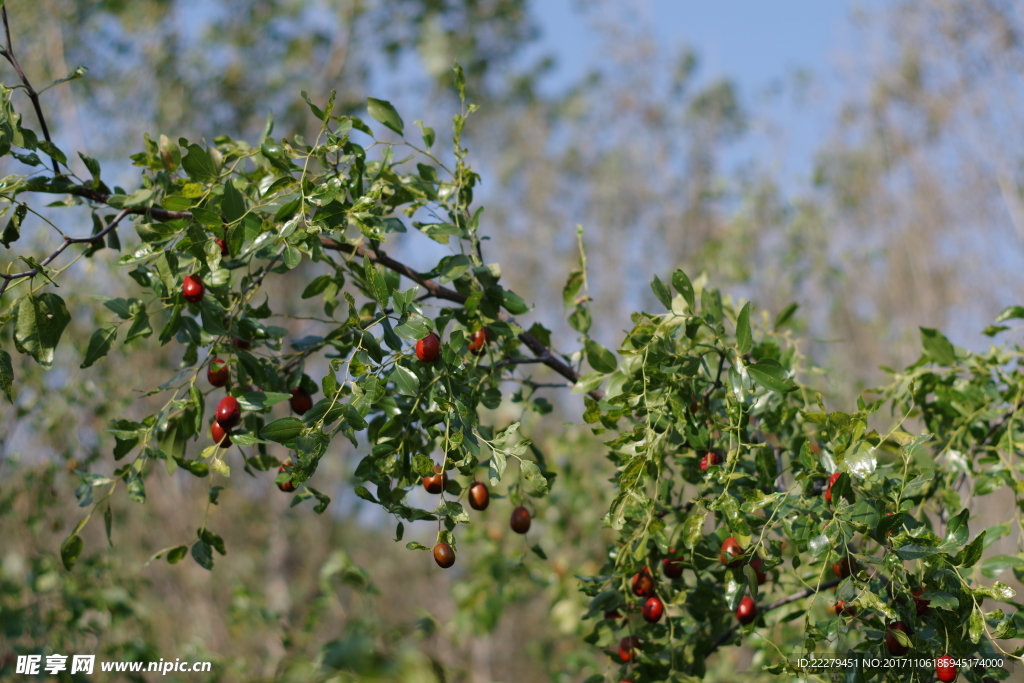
[604,436,965,683]
[187,275,318,494]
[412,331,535,569]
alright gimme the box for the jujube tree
[0,10,1023,681]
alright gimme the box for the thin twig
[0,208,130,297]
[704,349,727,402]
[478,356,551,372]
[1,7,58,174]
[701,577,841,661]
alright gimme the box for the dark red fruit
[232,337,252,350]
[416,333,441,363]
[510,505,532,534]
[216,238,229,256]
[689,398,699,414]
[911,588,930,616]
[833,557,857,580]
[749,556,768,585]
[215,395,241,429]
[617,635,640,663]
[885,621,910,656]
[642,596,664,623]
[207,357,229,387]
[182,275,205,303]
[631,568,655,597]
[663,549,684,579]
[835,600,857,617]
[433,541,455,568]
[277,461,296,493]
[720,537,745,567]
[699,451,721,472]
[289,387,312,415]
[468,481,490,510]
[422,465,448,494]
[824,472,842,504]
[736,596,757,625]
[467,327,493,355]
[604,609,624,620]
[211,420,231,448]
[936,655,957,682]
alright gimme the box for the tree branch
[701,577,841,662]
[318,238,604,399]
[61,187,606,399]
[1,7,59,174]
[0,208,130,297]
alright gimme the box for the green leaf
[236,391,291,411]
[393,315,432,341]
[488,449,506,487]
[199,528,227,555]
[122,305,152,343]
[920,327,956,365]
[969,606,984,643]
[260,417,305,444]
[2,203,26,248]
[895,543,942,560]
[941,509,970,549]
[14,292,71,368]
[302,274,333,299]
[746,359,796,393]
[181,143,218,181]
[651,274,672,309]
[79,151,101,184]
[363,257,391,307]
[0,349,14,403]
[773,303,799,330]
[414,120,434,148]
[366,97,404,136]
[521,460,549,495]
[49,65,88,89]
[953,531,985,567]
[920,590,958,611]
[995,305,1024,323]
[354,486,378,503]
[391,364,420,396]
[530,544,547,560]
[585,340,617,374]
[60,534,83,571]
[437,500,470,524]
[191,541,214,570]
[222,181,245,224]
[570,371,605,395]
[683,509,706,549]
[438,254,471,283]
[37,140,67,165]
[568,304,591,334]
[672,269,695,309]
[167,545,188,564]
[563,270,584,308]
[736,302,752,354]
[80,325,117,368]
[502,289,530,315]
[406,542,429,551]
[981,554,1024,578]
[808,534,831,557]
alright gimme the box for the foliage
[1,9,1024,683]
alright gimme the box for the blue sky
[528,1,865,94]
[517,0,887,186]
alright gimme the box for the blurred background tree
[4,0,1024,681]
